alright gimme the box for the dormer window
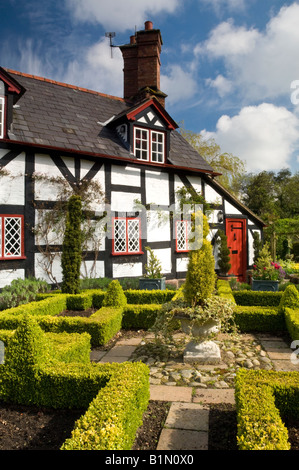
[0,81,5,139]
[134,127,165,163]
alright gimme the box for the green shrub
[279,284,299,310]
[217,229,231,275]
[234,305,285,332]
[217,280,236,304]
[284,307,299,340]
[0,277,50,310]
[124,289,175,304]
[61,362,149,450]
[184,212,216,306]
[235,369,299,450]
[233,290,282,306]
[102,280,127,308]
[66,293,93,311]
[61,195,83,294]
[122,304,162,329]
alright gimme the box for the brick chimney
[119,21,167,107]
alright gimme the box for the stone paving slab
[150,385,193,402]
[117,337,143,346]
[165,403,209,431]
[193,388,235,404]
[273,360,299,371]
[157,428,208,451]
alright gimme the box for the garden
[0,205,298,451]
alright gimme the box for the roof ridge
[5,68,125,102]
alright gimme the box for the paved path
[90,333,297,450]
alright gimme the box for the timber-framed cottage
[0,21,264,288]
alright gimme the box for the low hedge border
[235,368,299,450]
[233,290,283,306]
[60,361,149,450]
[0,316,150,450]
[284,307,299,340]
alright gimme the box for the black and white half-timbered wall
[0,21,264,288]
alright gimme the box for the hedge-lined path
[90,331,297,450]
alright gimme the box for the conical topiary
[217,230,231,275]
[102,280,127,307]
[279,284,299,310]
[183,211,216,306]
[61,195,83,294]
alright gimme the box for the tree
[180,128,246,197]
[61,195,83,294]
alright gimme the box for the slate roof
[5,69,216,174]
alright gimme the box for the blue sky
[1,0,299,174]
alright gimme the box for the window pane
[151,131,164,163]
[127,219,140,252]
[4,217,22,257]
[113,219,127,252]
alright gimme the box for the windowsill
[0,256,26,260]
[112,251,144,256]
[175,250,189,254]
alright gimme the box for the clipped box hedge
[0,316,150,450]
[122,304,162,329]
[235,369,299,450]
[233,290,283,306]
[124,289,175,305]
[284,307,299,340]
[234,305,285,332]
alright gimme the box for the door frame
[225,216,247,282]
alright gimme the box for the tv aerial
[105,32,116,58]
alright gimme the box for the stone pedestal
[183,340,221,364]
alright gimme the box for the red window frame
[0,96,5,139]
[134,126,165,164]
[175,220,191,253]
[112,217,143,255]
[0,214,26,260]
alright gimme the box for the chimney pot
[145,21,153,31]
[130,35,136,44]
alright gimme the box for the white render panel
[111,165,141,187]
[248,229,260,265]
[176,257,189,273]
[62,156,75,177]
[0,269,24,288]
[145,170,169,206]
[35,209,64,246]
[84,220,106,251]
[81,260,105,279]
[150,248,172,274]
[0,153,25,205]
[186,175,202,194]
[35,252,63,284]
[35,154,71,201]
[174,175,185,211]
[224,200,242,215]
[204,184,222,204]
[111,191,140,213]
[86,163,105,212]
[147,210,170,242]
[113,262,143,278]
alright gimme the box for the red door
[226,218,247,282]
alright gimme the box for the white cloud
[198,3,299,102]
[199,0,246,13]
[206,74,233,97]
[66,0,180,31]
[62,38,124,95]
[196,19,259,57]
[202,103,299,172]
[161,65,198,105]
